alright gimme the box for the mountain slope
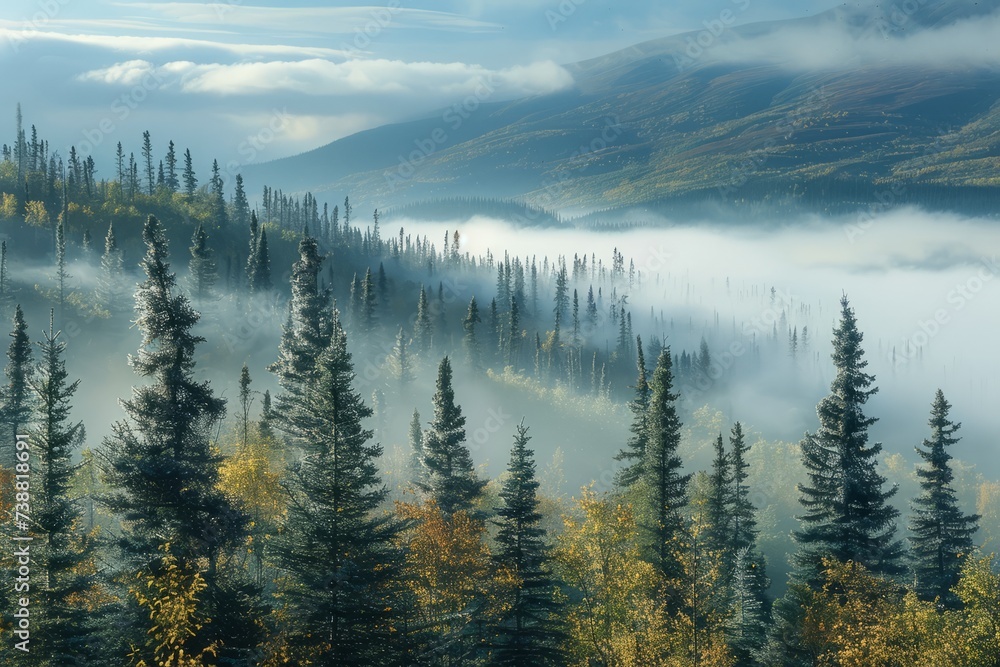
[243,1,1000,218]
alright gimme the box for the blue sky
[0,0,988,180]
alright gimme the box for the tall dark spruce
[909,389,979,608]
[272,309,406,664]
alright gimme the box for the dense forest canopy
[2,107,1000,666]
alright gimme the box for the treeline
[1,106,1000,666]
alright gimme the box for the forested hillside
[3,108,1000,666]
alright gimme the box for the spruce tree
[408,408,426,488]
[182,148,197,196]
[165,140,179,191]
[641,347,690,596]
[390,326,414,386]
[97,221,125,310]
[29,311,98,665]
[909,389,979,608]
[463,296,482,371]
[54,216,69,318]
[99,215,252,664]
[729,422,757,555]
[187,222,217,303]
[414,284,432,353]
[793,295,903,580]
[704,433,732,557]
[418,356,485,516]
[1,305,33,466]
[272,310,406,664]
[614,335,649,487]
[360,266,377,333]
[250,226,272,293]
[269,236,330,411]
[488,421,566,666]
[0,241,13,322]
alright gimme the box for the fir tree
[250,226,272,293]
[704,433,732,556]
[614,335,650,487]
[414,284,432,354]
[1,304,33,466]
[418,357,485,516]
[463,296,482,371]
[272,310,406,663]
[0,241,13,321]
[909,389,979,608]
[793,295,903,580]
[97,222,125,309]
[269,236,330,411]
[360,266,377,334]
[99,215,254,664]
[29,311,98,665]
[488,421,566,666]
[187,222,217,303]
[165,140,179,192]
[408,408,426,488]
[641,347,690,598]
[232,174,250,229]
[182,148,197,196]
[729,422,757,556]
[390,326,414,387]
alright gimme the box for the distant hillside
[243,1,1000,219]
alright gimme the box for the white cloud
[703,11,1000,70]
[114,3,503,33]
[78,57,575,98]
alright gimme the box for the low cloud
[79,57,575,98]
[703,10,1000,70]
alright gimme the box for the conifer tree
[250,226,272,293]
[728,422,757,556]
[99,216,253,664]
[614,335,649,487]
[0,241,13,322]
[390,326,414,386]
[187,222,217,303]
[793,295,903,580]
[360,266,377,333]
[409,408,426,488]
[54,216,69,317]
[182,148,197,196]
[1,305,33,466]
[641,347,690,598]
[232,174,250,229]
[418,357,485,516]
[704,433,732,557]
[463,296,482,371]
[269,236,330,411]
[165,140,179,192]
[414,284,432,354]
[488,422,566,666]
[97,222,125,309]
[272,310,406,663]
[29,311,98,664]
[909,389,979,608]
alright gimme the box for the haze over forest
[1,1,1000,666]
